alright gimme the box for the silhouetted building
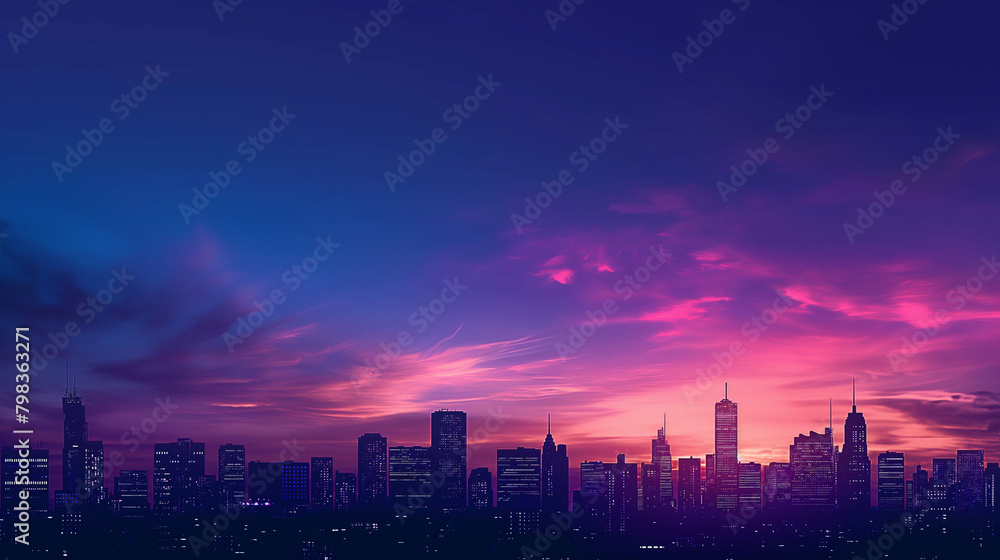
[641,463,659,511]
[388,446,432,510]
[928,458,956,510]
[651,415,673,510]
[2,445,49,514]
[608,454,637,534]
[62,382,87,498]
[247,461,282,505]
[715,385,738,510]
[280,461,309,513]
[334,471,356,510]
[738,462,762,513]
[153,438,205,514]
[468,467,492,510]
[358,433,387,510]
[541,415,569,514]
[764,462,791,510]
[580,461,609,533]
[838,382,871,512]
[498,447,541,535]
[704,453,716,509]
[497,447,541,511]
[677,457,701,513]
[985,463,999,513]
[310,457,334,509]
[218,444,246,507]
[114,470,148,518]
[431,410,467,510]
[877,452,905,510]
[956,450,984,510]
[790,428,836,509]
[911,464,929,509]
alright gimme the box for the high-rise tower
[714,384,738,510]
[838,379,871,512]
[651,414,673,510]
[541,414,569,514]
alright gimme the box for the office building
[541,415,569,514]
[469,467,492,510]
[790,428,836,508]
[738,462,762,513]
[310,457,334,509]
[956,450,984,510]
[218,444,246,507]
[715,385,739,510]
[651,415,673,510]
[335,471,356,510]
[358,433,387,510]
[431,410,467,510]
[677,457,702,513]
[838,381,871,512]
[877,452,905,510]
[764,462,792,510]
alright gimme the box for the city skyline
[15,377,998,510]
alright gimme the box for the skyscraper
[928,457,957,510]
[62,378,87,497]
[790,428,836,508]
[81,441,105,504]
[247,461,282,505]
[310,457,334,509]
[714,385,738,511]
[911,464,929,509]
[956,449,985,511]
[838,380,871,512]
[153,438,206,514]
[985,463,999,513]
[468,467,492,510]
[541,415,569,514]
[388,446,432,508]
[431,409,467,510]
[651,414,673,510]
[498,447,541,535]
[280,461,309,513]
[497,447,541,510]
[334,471,356,510]
[357,433,387,510]
[763,462,792,510]
[738,462,762,513]
[877,452,905,510]
[607,453,638,534]
[218,444,246,508]
[677,457,701,513]
[114,470,149,518]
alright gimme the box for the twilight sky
[1,0,998,496]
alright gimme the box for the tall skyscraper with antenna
[715,383,738,510]
[62,365,88,495]
[651,414,673,509]
[541,414,569,514]
[838,379,871,512]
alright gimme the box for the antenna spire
[829,398,833,429]
[65,362,69,396]
[852,378,857,413]
[547,413,551,434]
[663,413,666,433]
[725,382,728,400]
